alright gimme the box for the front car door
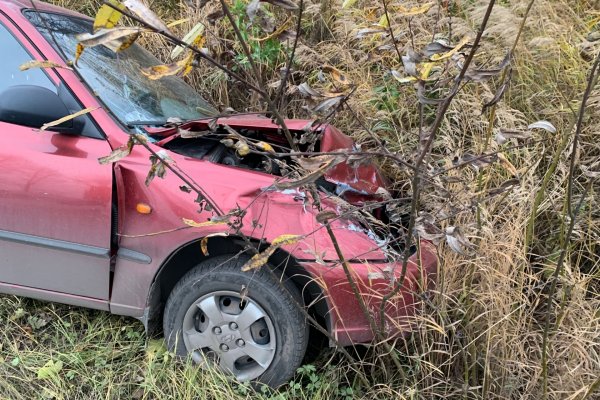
[0,13,113,306]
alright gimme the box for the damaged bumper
[300,240,437,346]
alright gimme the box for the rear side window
[0,22,55,93]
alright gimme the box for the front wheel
[163,255,308,387]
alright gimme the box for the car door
[0,18,113,302]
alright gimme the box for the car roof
[1,0,91,20]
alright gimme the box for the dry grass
[2,0,598,398]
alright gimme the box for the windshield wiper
[126,120,173,128]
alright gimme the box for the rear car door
[0,16,113,302]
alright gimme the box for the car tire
[163,254,308,387]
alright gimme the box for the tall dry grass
[1,0,598,399]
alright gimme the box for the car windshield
[25,11,217,126]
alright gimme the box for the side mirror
[0,85,84,134]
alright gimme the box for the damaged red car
[0,0,436,387]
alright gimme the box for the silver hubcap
[182,291,276,381]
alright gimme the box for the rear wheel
[163,255,308,387]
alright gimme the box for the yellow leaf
[93,0,126,32]
[200,237,209,256]
[342,0,358,8]
[182,218,227,228]
[256,141,275,153]
[40,107,99,131]
[241,234,303,272]
[430,36,470,61]
[390,69,416,84]
[111,32,141,52]
[181,52,196,77]
[141,58,188,80]
[419,62,434,80]
[75,43,84,65]
[171,22,205,59]
[19,60,72,71]
[395,2,434,16]
[234,141,251,157]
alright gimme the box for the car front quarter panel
[109,144,437,347]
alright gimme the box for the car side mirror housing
[0,85,84,134]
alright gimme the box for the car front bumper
[301,240,438,346]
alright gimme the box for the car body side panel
[110,145,385,316]
[0,123,113,299]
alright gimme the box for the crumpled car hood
[148,116,388,201]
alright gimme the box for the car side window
[0,21,56,94]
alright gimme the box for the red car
[0,0,436,386]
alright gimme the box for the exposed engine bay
[160,128,285,175]
[144,118,410,253]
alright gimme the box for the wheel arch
[145,236,331,338]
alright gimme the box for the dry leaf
[321,65,352,86]
[76,27,143,48]
[395,2,434,16]
[316,210,337,224]
[19,60,72,71]
[241,234,303,272]
[465,53,511,82]
[445,226,474,255]
[145,150,174,186]
[390,69,416,84]
[261,0,298,10]
[179,129,211,138]
[98,136,135,164]
[256,141,275,153]
[200,237,209,255]
[234,140,251,156]
[93,0,126,32]
[415,212,444,244]
[482,68,512,113]
[123,0,173,34]
[75,43,84,65]
[527,120,556,133]
[250,18,293,42]
[312,96,345,115]
[171,22,205,59]
[495,128,531,145]
[430,36,470,61]
[141,53,194,80]
[182,218,228,228]
[200,232,229,256]
[422,41,454,57]
[275,156,342,190]
[41,107,98,131]
[356,27,386,39]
